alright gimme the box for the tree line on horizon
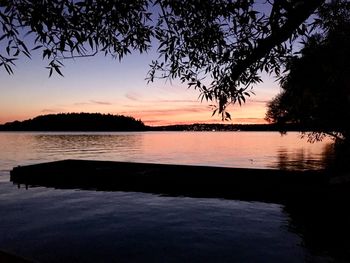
[0,113,147,131]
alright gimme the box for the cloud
[117,104,217,126]
[41,108,65,113]
[125,92,197,104]
[90,100,112,105]
[153,99,198,104]
[120,105,207,116]
[125,93,140,101]
[73,102,90,106]
[250,99,269,104]
[73,100,112,106]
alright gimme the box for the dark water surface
[0,183,307,263]
[0,132,348,262]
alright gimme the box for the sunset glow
[0,51,279,126]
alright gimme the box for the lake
[1,131,349,262]
[0,131,333,179]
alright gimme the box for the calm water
[1,131,348,262]
[0,131,333,180]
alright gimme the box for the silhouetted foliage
[149,0,324,119]
[266,0,350,144]
[0,0,329,117]
[0,113,147,131]
[0,0,153,75]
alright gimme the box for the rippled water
[0,131,345,262]
[0,184,308,263]
[0,131,333,180]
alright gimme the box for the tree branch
[61,50,98,59]
[230,0,325,82]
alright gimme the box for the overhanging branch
[230,0,325,82]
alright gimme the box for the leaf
[43,49,51,59]
[32,45,43,51]
[54,65,64,77]
[18,40,29,54]
[4,63,13,74]
[0,33,7,41]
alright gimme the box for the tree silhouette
[0,0,330,117]
[266,1,350,145]
[0,113,147,131]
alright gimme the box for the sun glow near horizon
[0,50,279,126]
[0,88,273,126]
[0,99,271,126]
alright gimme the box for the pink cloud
[41,108,65,113]
[90,100,112,105]
[125,93,140,101]
[73,100,112,106]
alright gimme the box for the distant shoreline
[0,125,336,132]
[0,112,338,132]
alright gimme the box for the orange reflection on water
[137,131,332,170]
[0,131,333,174]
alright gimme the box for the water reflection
[1,131,348,262]
[0,183,307,263]
[11,177,350,262]
[270,144,335,171]
[34,133,144,158]
[284,199,350,262]
[0,132,334,175]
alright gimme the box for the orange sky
[0,52,279,126]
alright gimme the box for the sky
[0,1,280,126]
[0,2,281,127]
[0,46,280,126]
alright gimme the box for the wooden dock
[10,159,336,203]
